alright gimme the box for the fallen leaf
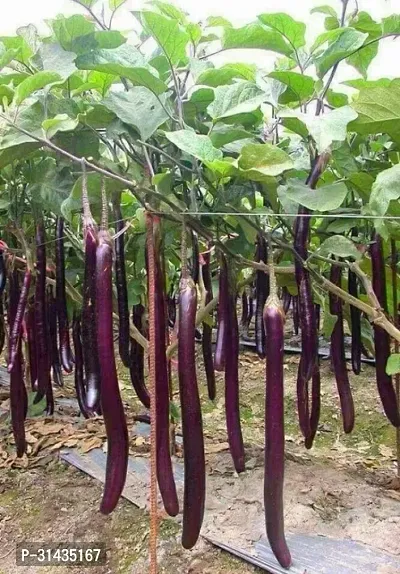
[205,442,229,454]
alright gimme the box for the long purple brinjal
[371,233,400,427]
[294,154,329,440]
[8,268,31,373]
[222,256,245,474]
[329,264,355,434]
[201,252,216,400]
[34,221,50,403]
[152,232,179,517]
[96,229,129,514]
[304,362,321,450]
[129,304,150,409]
[255,234,269,358]
[72,312,94,419]
[82,223,101,411]
[214,262,227,372]
[47,285,64,388]
[178,276,205,549]
[263,292,291,569]
[26,303,37,390]
[8,270,27,457]
[281,287,291,316]
[0,297,5,356]
[56,217,73,373]
[113,198,131,368]
[348,269,361,376]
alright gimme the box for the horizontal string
[5,211,400,252]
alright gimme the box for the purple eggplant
[255,234,269,358]
[8,268,31,373]
[263,294,291,569]
[8,269,27,457]
[222,256,245,474]
[178,277,205,549]
[329,264,355,434]
[130,304,150,409]
[55,217,73,373]
[96,229,129,514]
[201,251,216,400]
[34,222,50,402]
[371,233,400,427]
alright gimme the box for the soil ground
[1,335,400,573]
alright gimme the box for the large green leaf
[39,43,77,81]
[0,36,32,65]
[318,236,362,260]
[350,83,400,141]
[207,82,265,121]
[103,88,169,141]
[197,63,256,87]
[15,71,62,105]
[268,71,315,103]
[164,130,222,162]
[0,101,44,149]
[51,15,96,52]
[141,11,189,65]
[314,27,368,77]
[304,106,358,152]
[76,45,167,95]
[237,143,293,179]
[222,22,293,56]
[258,13,306,49]
[343,78,391,90]
[0,142,39,168]
[279,180,349,212]
[367,164,400,217]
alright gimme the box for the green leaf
[39,43,77,81]
[207,81,265,121]
[326,89,348,108]
[76,45,167,95]
[42,114,79,139]
[0,35,32,65]
[209,127,252,148]
[206,16,232,28]
[346,39,378,78]
[348,171,375,202]
[197,63,256,87]
[152,1,188,24]
[222,22,293,56]
[94,30,127,50]
[303,106,358,152]
[279,180,349,212]
[268,71,315,103]
[279,108,309,138]
[318,236,362,260]
[51,15,96,52]
[382,15,400,36]
[386,354,400,376]
[323,304,337,339]
[141,11,189,65]
[103,87,169,141]
[311,5,337,18]
[109,0,126,9]
[343,78,391,90]
[314,27,368,78]
[0,142,39,169]
[15,71,62,105]
[183,87,214,122]
[258,12,306,49]
[0,44,20,71]
[350,83,400,142]
[205,158,238,178]
[367,164,400,217]
[164,130,222,162]
[325,17,339,31]
[238,143,293,179]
